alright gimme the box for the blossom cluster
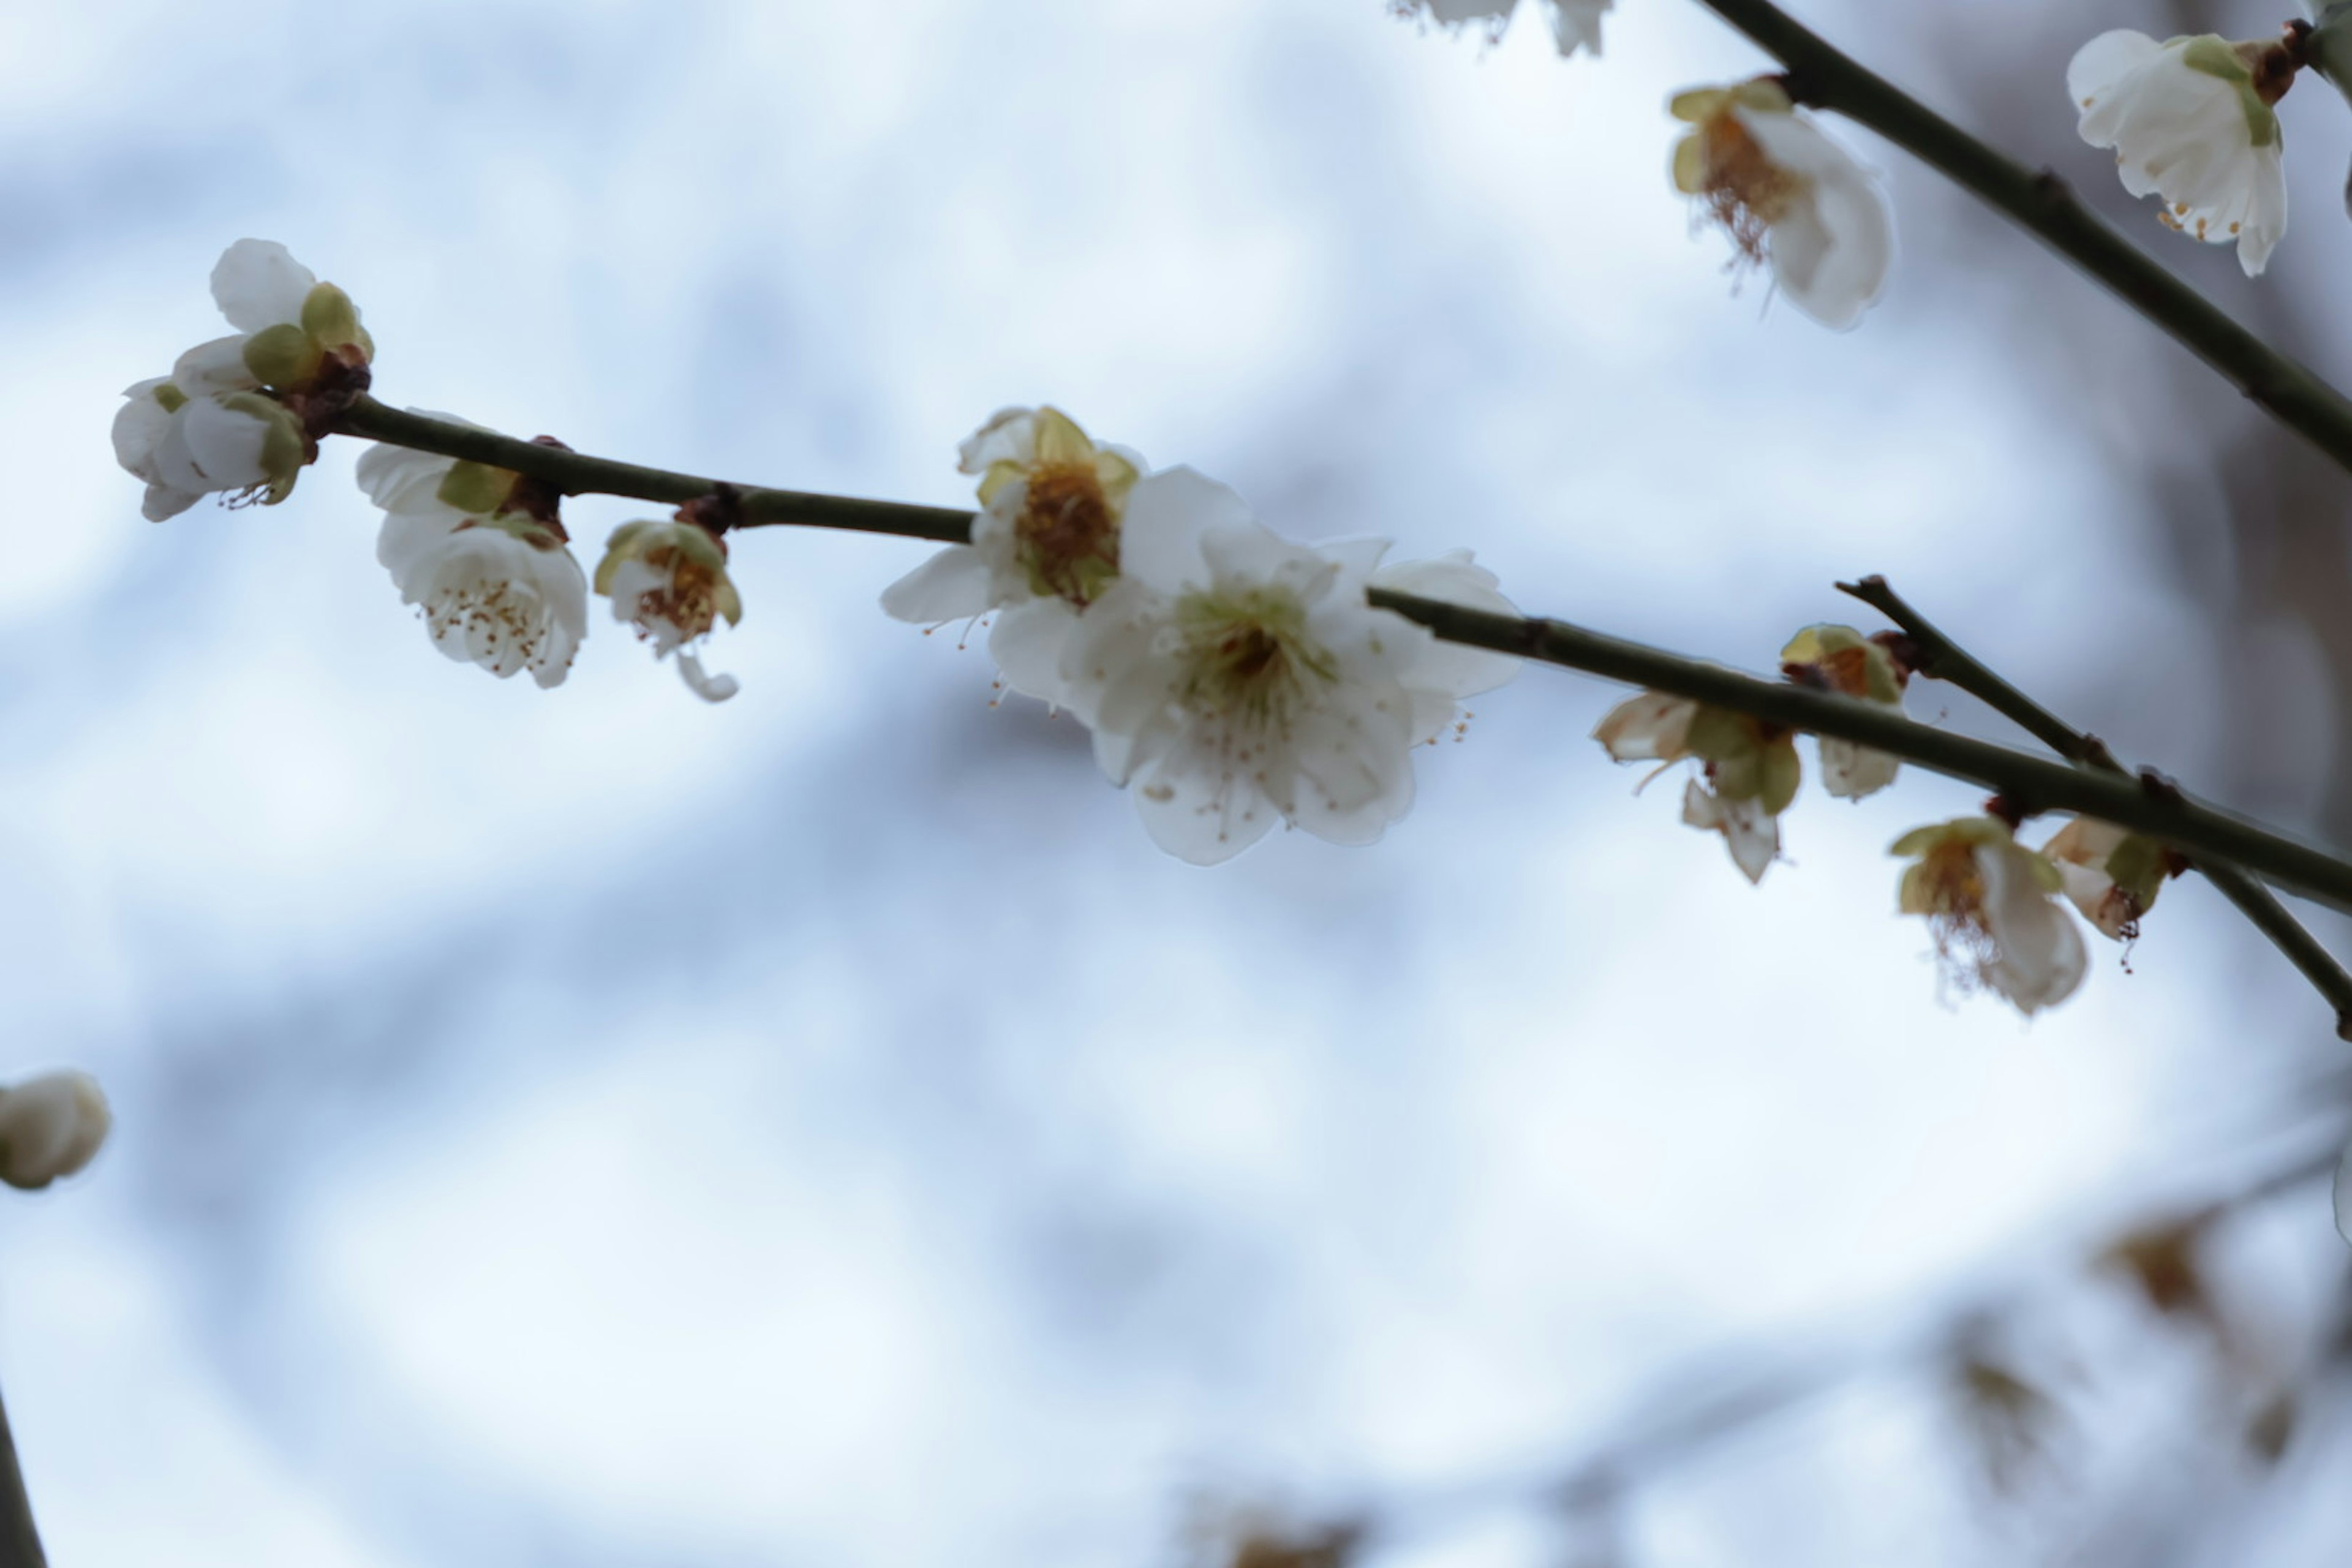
[115,244,744,700]
[885,409,1522,864]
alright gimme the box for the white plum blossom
[1390,0,1613,56]
[0,1071,111,1191]
[1594,690,1799,883]
[2041,817,2182,941]
[2068,31,2295,276]
[883,405,1141,707]
[1780,623,1910,800]
[1062,467,1518,864]
[1670,79,1894,330]
[110,239,374,518]
[1893,817,2088,1016]
[597,518,745,702]
[356,432,587,690]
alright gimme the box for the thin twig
[1839,575,2352,1041]
[329,399,2352,914]
[0,1382,45,1568]
[1688,0,2352,483]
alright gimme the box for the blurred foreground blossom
[2041,817,2184,940]
[1390,0,1613,57]
[1066,467,1517,864]
[1781,623,1909,799]
[110,239,371,518]
[1596,692,1798,882]
[0,1071,111,1191]
[598,518,744,702]
[1670,79,1893,330]
[2068,30,2294,276]
[1893,818,2087,1014]
[883,405,1143,706]
[359,430,589,690]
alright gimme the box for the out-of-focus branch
[1687,0,2352,483]
[330,398,2352,915]
[0,1382,45,1568]
[1839,574,2352,1041]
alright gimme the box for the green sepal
[241,323,323,388]
[299,282,366,352]
[2103,833,2172,912]
[152,382,189,414]
[2180,36,2282,149]
[435,459,516,518]
[594,520,662,595]
[222,391,309,505]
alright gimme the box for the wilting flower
[1595,691,1800,883]
[598,518,744,702]
[0,1070,111,1191]
[1670,78,1894,330]
[882,405,1141,706]
[1389,0,1613,56]
[357,433,587,689]
[1893,817,2087,1015]
[111,240,373,518]
[1063,467,1518,864]
[2041,818,2184,940]
[2068,31,2296,276]
[1781,623,1910,799]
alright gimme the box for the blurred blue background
[4,1,2351,1563]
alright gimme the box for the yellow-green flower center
[1174,587,1338,733]
[1017,460,1121,606]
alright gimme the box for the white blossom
[882,405,1141,707]
[2068,31,2292,276]
[1594,690,1798,883]
[0,1070,111,1191]
[1063,467,1517,864]
[1894,818,2088,1016]
[1780,623,1909,800]
[1392,0,1613,57]
[2041,818,2180,941]
[358,433,587,689]
[110,239,374,518]
[1671,79,1893,330]
[597,519,745,702]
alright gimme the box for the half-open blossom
[110,240,373,518]
[1595,691,1799,883]
[358,434,586,689]
[1670,79,1894,330]
[597,518,744,702]
[1893,817,2087,1015]
[2068,31,2296,276]
[882,405,1142,706]
[1781,623,1910,799]
[2041,818,2185,941]
[0,1070,111,1191]
[1389,0,1613,56]
[1063,467,1517,864]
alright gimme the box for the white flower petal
[987,595,1081,706]
[1820,737,1900,800]
[880,544,995,624]
[175,396,273,491]
[1117,466,1256,594]
[210,238,317,333]
[172,334,261,395]
[1977,842,2089,1014]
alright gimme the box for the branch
[328,399,2352,916]
[1688,0,2352,483]
[1839,575,2352,1041]
[0,1382,45,1568]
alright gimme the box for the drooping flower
[1893,817,2088,1015]
[356,431,587,690]
[2041,818,2185,940]
[882,405,1142,706]
[1670,78,1894,330]
[0,1070,111,1191]
[597,517,744,702]
[1594,691,1799,883]
[1389,0,1613,57]
[110,239,374,518]
[1063,467,1518,864]
[1781,623,1911,800]
[2068,30,2298,276]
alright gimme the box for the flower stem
[1689,0,2352,480]
[1838,575,2352,1041]
[330,399,2352,916]
[0,1382,45,1568]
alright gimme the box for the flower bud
[0,1071,111,1190]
